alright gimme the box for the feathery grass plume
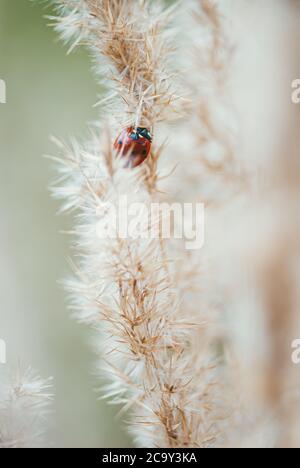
[155,0,248,446]
[0,367,53,448]
[175,1,281,447]
[52,0,184,193]
[190,0,244,202]
[173,0,300,448]
[51,0,300,448]
[52,0,182,130]
[51,0,222,447]
[225,17,300,444]
[51,131,220,448]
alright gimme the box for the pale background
[1,0,300,449]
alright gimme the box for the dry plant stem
[53,0,218,448]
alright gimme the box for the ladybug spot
[130,132,139,141]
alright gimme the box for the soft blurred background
[0,0,131,447]
[1,0,300,448]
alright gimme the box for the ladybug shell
[114,127,152,168]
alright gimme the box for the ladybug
[114,127,152,168]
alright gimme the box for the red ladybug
[114,127,152,168]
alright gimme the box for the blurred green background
[0,0,131,447]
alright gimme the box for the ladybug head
[136,127,152,142]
